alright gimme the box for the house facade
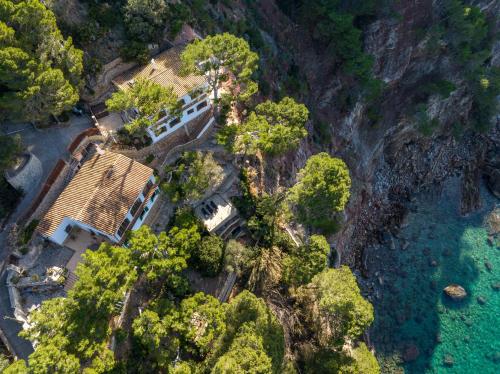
[37,151,159,245]
[112,45,213,144]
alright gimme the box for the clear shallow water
[371,181,499,373]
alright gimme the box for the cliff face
[252,0,499,268]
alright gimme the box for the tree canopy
[283,234,330,287]
[128,224,200,283]
[236,97,309,156]
[289,152,351,232]
[14,243,137,372]
[296,267,374,349]
[208,290,285,373]
[124,0,168,43]
[0,0,82,122]
[193,234,224,277]
[106,78,179,135]
[181,33,259,102]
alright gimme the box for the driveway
[2,115,93,223]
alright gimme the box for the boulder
[444,284,467,300]
[403,344,420,362]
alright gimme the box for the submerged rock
[477,296,487,305]
[443,354,454,367]
[444,284,467,300]
[491,282,500,291]
[403,344,420,362]
[485,261,493,272]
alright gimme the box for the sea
[369,179,499,373]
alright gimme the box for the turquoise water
[370,181,499,373]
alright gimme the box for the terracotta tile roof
[113,46,206,98]
[38,151,153,238]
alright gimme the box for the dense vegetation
[0,0,82,122]
[0,134,22,219]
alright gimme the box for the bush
[18,219,39,246]
[194,235,224,277]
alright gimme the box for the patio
[63,226,107,272]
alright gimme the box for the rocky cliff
[250,0,499,271]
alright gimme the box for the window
[64,225,72,234]
[187,108,194,115]
[140,206,149,221]
[150,189,158,202]
[130,198,143,216]
[158,109,167,118]
[169,117,181,127]
[142,180,154,197]
[117,218,130,237]
[196,101,208,111]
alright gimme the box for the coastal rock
[444,284,467,300]
[443,354,454,367]
[403,344,420,362]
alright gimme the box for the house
[195,194,243,240]
[112,45,213,144]
[37,150,159,245]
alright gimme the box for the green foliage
[223,239,254,276]
[181,33,259,102]
[183,151,224,201]
[120,40,150,64]
[128,224,200,282]
[236,97,309,156]
[193,235,224,277]
[177,292,226,355]
[0,134,21,171]
[162,151,224,202]
[19,243,136,371]
[208,290,285,374]
[343,343,380,374]
[296,267,374,349]
[283,234,330,287]
[3,359,28,374]
[289,153,351,232]
[0,0,82,122]
[124,0,168,42]
[106,78,179,135]
[18,219,39,245]
[212,325,273,373]
[0,354,11,372]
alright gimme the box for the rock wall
[251,0,499,269]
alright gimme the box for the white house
[112,45,214,144]
[37,151,159,245]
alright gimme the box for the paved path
[0,116,93,264]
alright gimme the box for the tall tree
[182,151,224,201]
[124,0,168,43]
[0,0,82,122]
[283,234,330,287]
[19,243,136,370]
[296,267,374,349]
[236,97,309,156]
[208,290,284,374]
[177,292,226,356]
[106,78,179,135]
[289,152,351,232]
[180,33,259,105]
[128,225,199,282]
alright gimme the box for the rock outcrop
[443,284,467,301]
